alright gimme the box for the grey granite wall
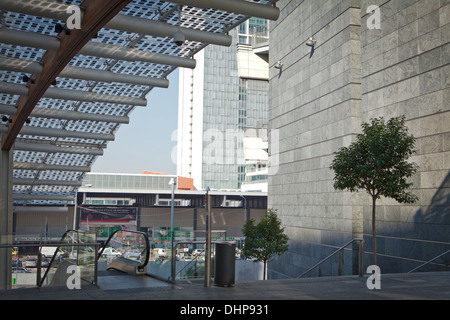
[268,0,449,278]
[360,0,450,272]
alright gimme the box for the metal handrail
[297,238,364,278]
[408,249,450,273]
[171,241,217,282]
[175,250,205,280]
[98,229,150,268]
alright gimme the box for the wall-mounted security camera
[306,37,316,47]
[173,30,185,46]
[306,37,317,58]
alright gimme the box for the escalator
[39,230,152,288]
[98,230,149,276]
[39,229,97,287]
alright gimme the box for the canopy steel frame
[169,0,280,20]
[1,0,132,151]
[0,28,197,69]
[13,178,82,187]
[0,104,129,124]
[0,56,170,88]
[0,0,278,206]
[0,125,115,141]
[13,162,91,172]
[0,0,233,47]
[0,82,147,106]
[14,141,104,156]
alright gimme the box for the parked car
[100,247,122,258]
[124,249,141,259]
[41,258,51,268]
[24,257,37,268]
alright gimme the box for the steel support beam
[12,194,75,202]
[0,57,170,88]
[14,141,104,156]
[0,104,129,124]
[0,28,196,69]
[81,40,197,68]
[1,0,132,151]
[109,14,231,46]
[13,178,82,187]
[13,206,69,213]
[0,125,115,141]
[168,0,280,20]
[0,0,232,46]
[13,162,91,172]
[0,82,147,106]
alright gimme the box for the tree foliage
[242,209,289,280]
[330,116,418,265]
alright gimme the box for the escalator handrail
[98,230,150,268]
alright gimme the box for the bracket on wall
[306,37,317,58]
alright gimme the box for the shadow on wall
[268,173,450,278]
[412,171,450,268]
[416,171,450,226]
[366,171,450,273]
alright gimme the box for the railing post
[36,252,42,287]
[171,243,177,282]
[93,245,98,286]
[338,251,342,276]
[358,240,363,277]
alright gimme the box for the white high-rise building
[177,18,270,191]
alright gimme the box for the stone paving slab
[0,271,449,301]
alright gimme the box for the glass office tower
[178,18,269,191]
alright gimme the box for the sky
[90,69,179,175]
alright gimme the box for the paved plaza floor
[1,271,449,300]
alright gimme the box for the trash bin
[214,241,235,286]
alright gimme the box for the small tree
[330,116,418,265]
[242,209,289,280]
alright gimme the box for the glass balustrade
[97,230,149,272]
[39,230,98,287]
[144,229,228,281]
[173,243,216,281]
[8,227,240,288]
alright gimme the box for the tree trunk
[372,196,377,266]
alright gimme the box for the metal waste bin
[214,241,235,286]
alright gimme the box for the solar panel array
[0,0,275,205]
